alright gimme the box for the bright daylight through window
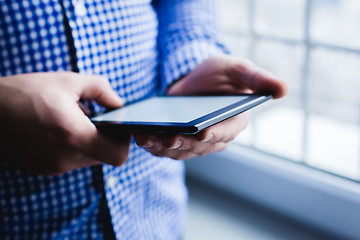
[217,0,360,180]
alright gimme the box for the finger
[135,135,199,160]
[149,147,199,160]
[135,132,229,157]
[134,114,247,151]
[134,133,190,151]
[195,113,249,143]
[76,74,124,108]
[228,60,288,99]
[134,133,183,150]
[64,105,131,166]
[252,70,288,99]
[144,141,228,160]
[82,128,131,166]
[133,133,158,148]
[175,141,229,156]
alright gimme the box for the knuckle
[60,71,80,85]
[198,131,216,143]
[197,130,209,141]
[144,145,163,157]
[163,136,177,149]
[99,76,109,84]
[146,144,161,153]
[187,142,198,152]
[210,133,218,142]
[95,75,110,88]
[232,59,256,75]
[35,91,59,110]
[176,139,189,151]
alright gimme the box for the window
[186,2,360,238]
[217,0,360,181]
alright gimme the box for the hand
[134,113,249,160]
[167,55,288,98]
[0,72,131,175]
[134,55,288,159]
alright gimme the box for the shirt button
[74,2,87,17]
[106,176,118,188]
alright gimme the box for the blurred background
[184,0,360,239]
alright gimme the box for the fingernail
[169,139,182,149]
[201,133,214,143]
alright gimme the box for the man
[0,0,287,239]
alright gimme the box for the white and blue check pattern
[0,0,227,239]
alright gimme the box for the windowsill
[185,144,360,239]
[185,176,333,240]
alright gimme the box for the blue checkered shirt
[0,0,227,239]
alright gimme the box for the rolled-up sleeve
[153,0,229,92]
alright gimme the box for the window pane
[253,105,304,161]
[216,0,248,32]
[253,40,304,106]
[311,0,360,49]
[222,34,251,58]
[306,49,360,179]
[307,115,360,180]
[235,120,253,146]
[245,40,305,161]
[254,0,305,40]
[308,49,360,122]
[217,0,360,180]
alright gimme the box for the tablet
[91,94,271,135]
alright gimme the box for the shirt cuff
[160,40,229,94]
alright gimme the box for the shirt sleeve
[152,0,229,93]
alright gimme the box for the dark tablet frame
[91,94,272,135]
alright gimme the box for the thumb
[229,62,288,99]
[251,70,288,99]
[77,75,124,108]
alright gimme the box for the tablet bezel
[91,94,272,135]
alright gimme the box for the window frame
[219,0,360,180]
[191,2,360,236]
[191,0,360,236]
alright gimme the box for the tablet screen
[92,96,249,123]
